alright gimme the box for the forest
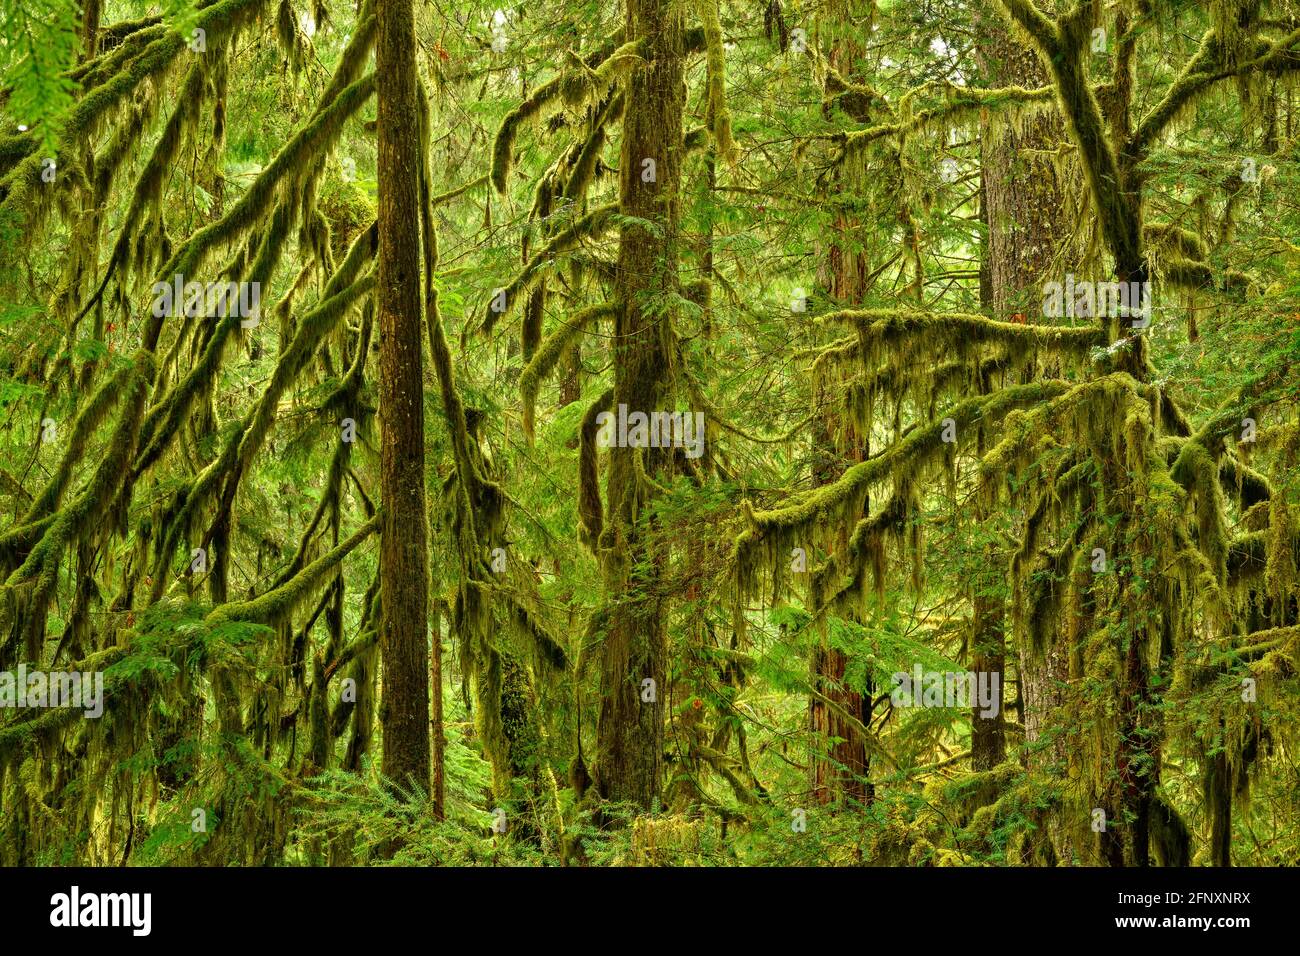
[0,0,1297,869]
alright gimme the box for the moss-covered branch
[205,514,380,626]
[141,71,375,351]
[481,203,618,335]
[490,31,634,194]
[520,302,616,439]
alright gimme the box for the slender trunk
[80,0,101,61]
[806,20,874,811]
[809,645,872,805]
[431,598,445,817]
[969,591,1006,770]
[808,409,872,806]
[1207,742,1232,867]
[595,0,685,809]
[970,180,1005,772]
[376,0,430,792]
[560,342,582,451]
[976,3,1075,847]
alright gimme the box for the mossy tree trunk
[594,0,685,809]
[376,0,431,793]
[973,7,1075,773]
[431,597,445,817]
[808,16,873,811]
[974,5,1082,857]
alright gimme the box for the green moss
[578,388,614,551]
[481,203,617,335]
[520,303,616,439]
[206,514,379,627]
[490,32,632,194]
[699,0,737,165]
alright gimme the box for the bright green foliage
[0,0,1298,867]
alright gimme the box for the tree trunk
[594,0,685,809]
[976,15,1071,731]
[969,590,1007,770]
[80,0,101,61]
[976,4,1076,851]
[376,0,430,793]
[431,597,445,818]
[807,17,874,811]
[808,409,872,807]
[978,14,1072,322]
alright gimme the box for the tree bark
[808,23,873,810]
[80,0,101,62]
[431,597,445,817]
[976,10,1070,757]
[975,3,1075,851]
[594,0,685,809]
[376,0,431,793]
[969,589,1007,771]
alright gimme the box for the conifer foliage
[0,0,1297,866]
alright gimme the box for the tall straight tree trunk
[970,186,1006,772]
[1207,739,1232,867]
[976,1,1075,854]
[376,0,431,792]
[808,19,872,809]
[975,14,1063,746]
[594,0,685,809]
[808,410,871,807]
[80,0,101,61]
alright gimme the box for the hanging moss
[738,382,1069,558]
[1169,439,1230,585]
[520,303,616,439]
[4,350,154,597]
[0,0,268,246]
[147,274,375,596]
[76,55,218,325]
[205,514,379,628]
[142,71,375,350]
[561,94,624,203]
[578,388,614,550]
[698,0,738,166]
[1144,221,1209,262]
[137,203,300,477]
[481,204,618,335]
[823,308,1106,362]
[489,32,635,194]
[18,361,134,525]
